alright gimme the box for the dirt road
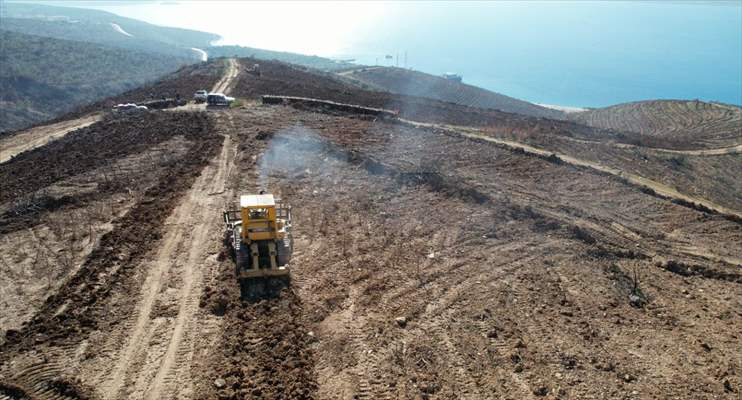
[0,114,101,163]
[97,132,234,399]
[555,135,742,156]
[93,60,240,400]
[212,58,239,94]
[173,58,240,112]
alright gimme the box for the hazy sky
[15,1,742,106]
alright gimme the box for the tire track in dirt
[100,132,233,399]
[212,59,239,94]
[0,343,84,400]
[145,132,234,400]
[99,66,239,399]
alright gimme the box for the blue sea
[30,1,742,108]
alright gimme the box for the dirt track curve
[555,136,742,157]
[212,58,239,94]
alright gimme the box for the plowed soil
[193,105,739,399]
[570,100,742,150]
[1,59,740,400]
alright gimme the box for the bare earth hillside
[570,100,742,150]
[339,66,566,120]
[0,60,739,400]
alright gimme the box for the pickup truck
[194,90,208,103]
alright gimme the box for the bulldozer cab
[240,194,290,242]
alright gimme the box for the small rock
[533,386,549,396]
[395,317,407,328]
[629,294,646,308]
[723,379,734,393]
[700,342,712,352]
[514,365,523,373]
[214,378,226,389]
[622,373,635,383]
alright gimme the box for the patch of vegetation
[666,155,690,170]
[0,30,191,133]
[570,226,596,244]
[207,45,354,71]
[230,98,245,108]
[4,3,218,56]
[604,264,648,308]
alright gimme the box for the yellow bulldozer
[223,193,291,299]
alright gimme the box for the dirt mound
[197,261,317,399]
[342,66,565,119]
[0,112,211,203]
[570,100,742,149]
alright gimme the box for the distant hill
[60,60,225,122]
[207,45,355,71]
[3,2,219,60]
[570,100,742,149]
[340,67,565,119]
[0,30,191,133]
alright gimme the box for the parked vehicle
[194,90,208,103]
[112,103,147,112]
[207,92,235,107]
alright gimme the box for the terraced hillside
[570,100,742,149]
[340,67,565,119]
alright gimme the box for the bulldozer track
[0,344,82,400]
[345,299,395,400]
[101,132,232,399]
[97,65,239,399]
